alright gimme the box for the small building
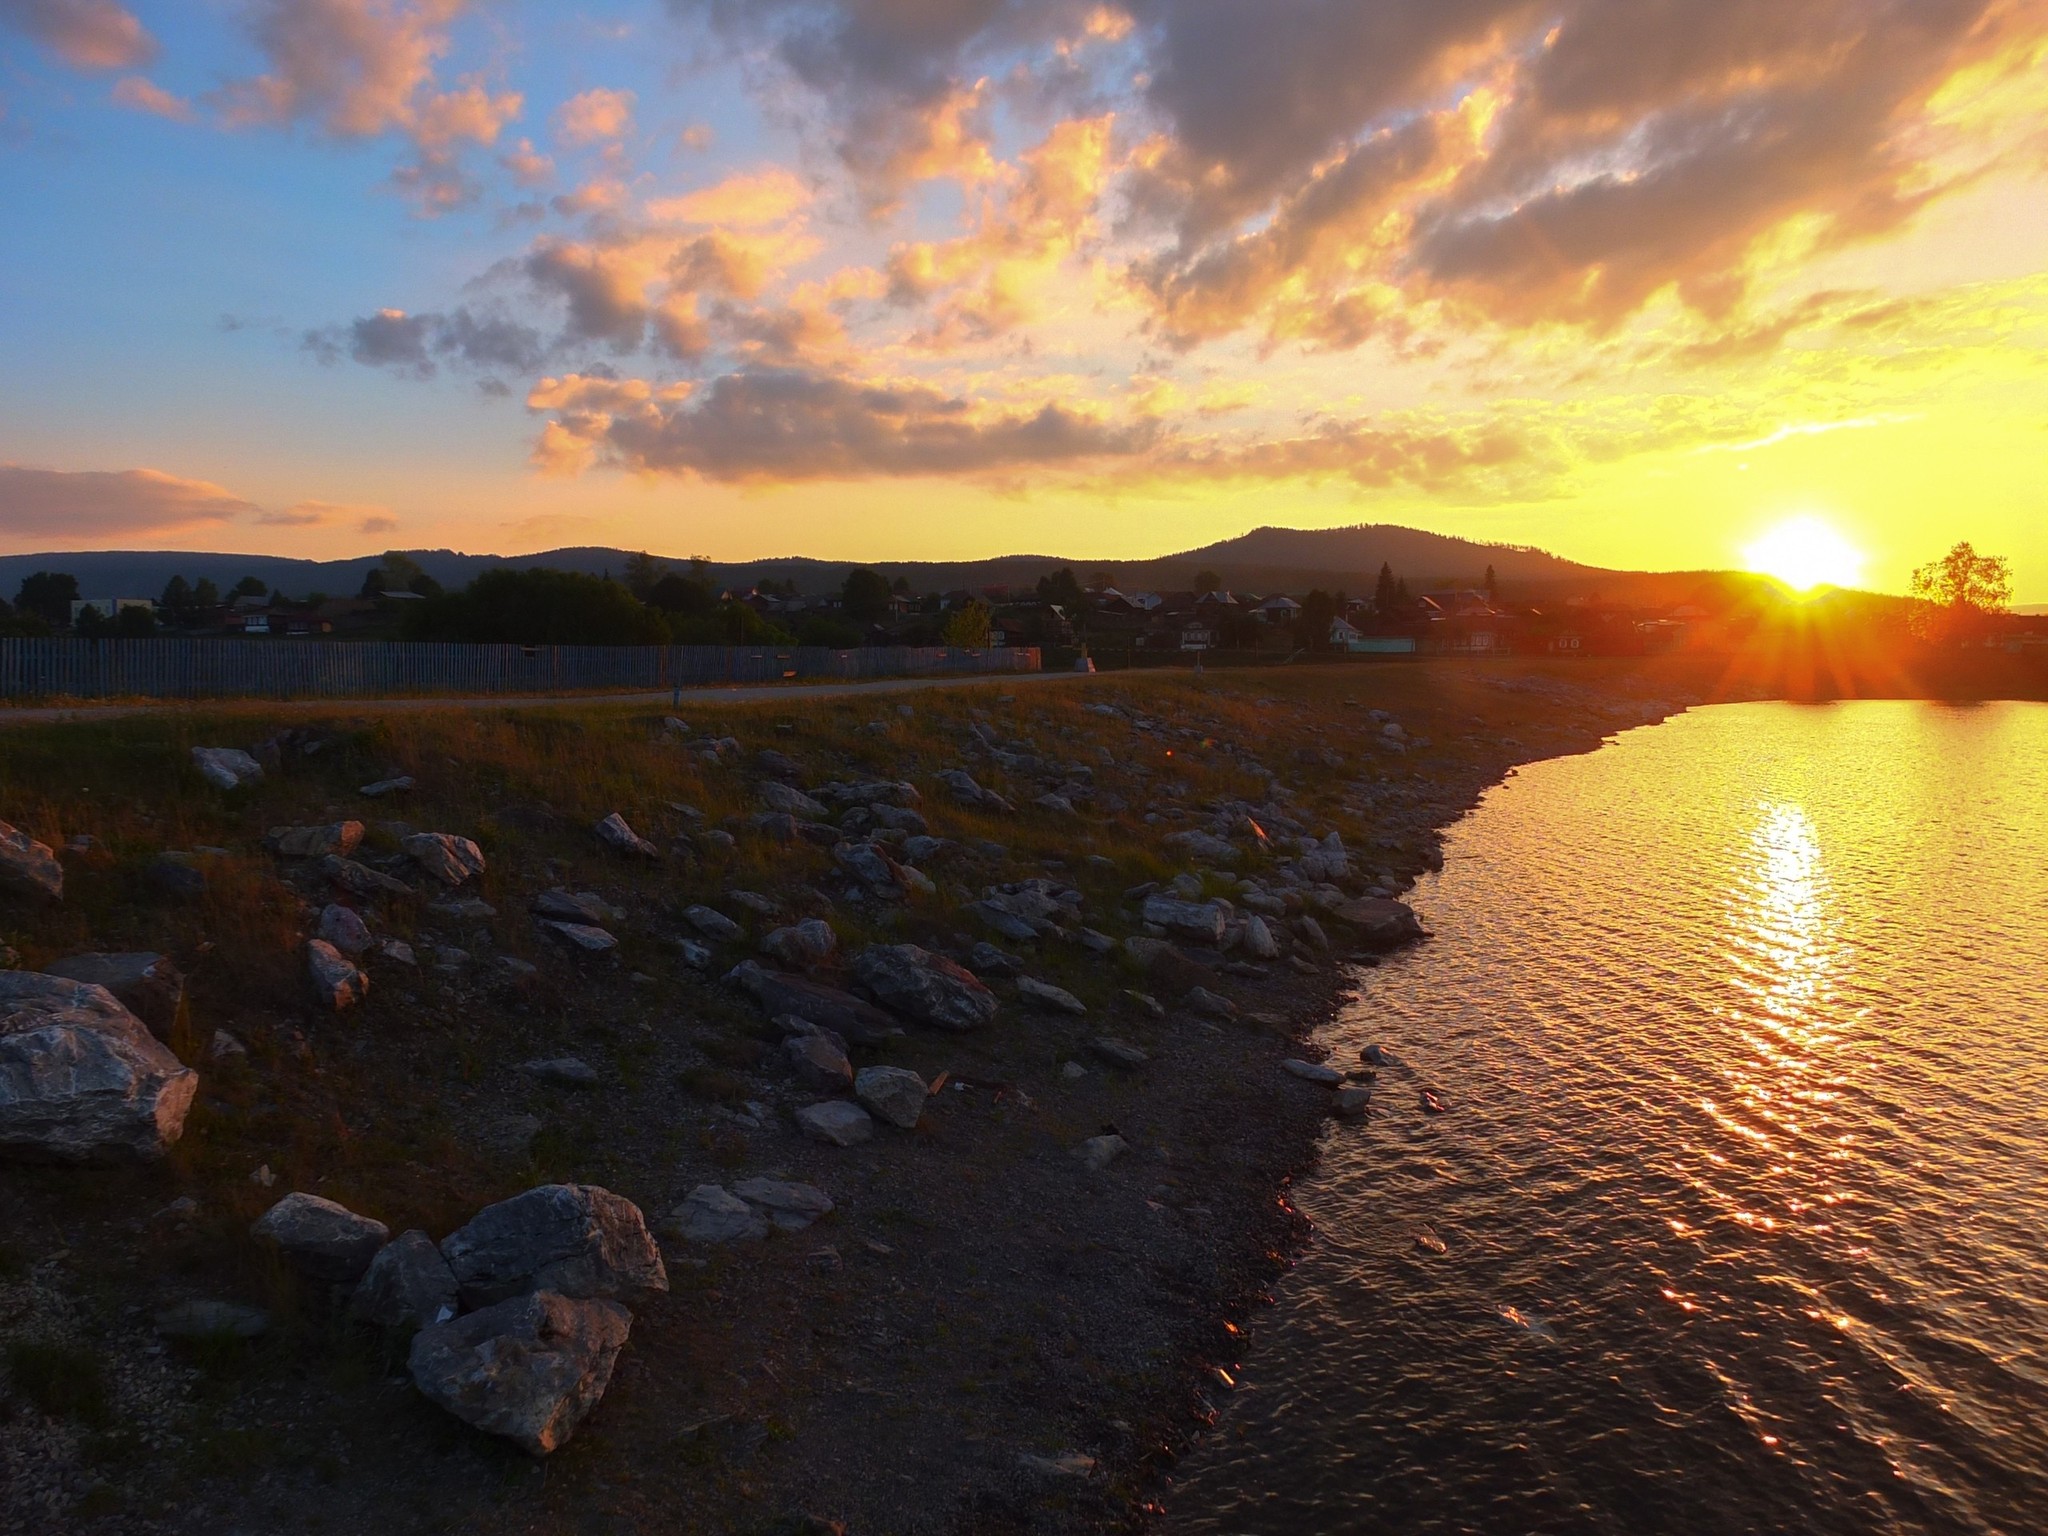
[1179,622,1214,651]
[1259,595,1303,624]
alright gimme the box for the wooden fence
[0,639,1041,702]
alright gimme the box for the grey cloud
[553,366,1154,480]
[304,306,547,379]
[0,0,155,70]
[0,465,254,537]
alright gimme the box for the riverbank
[0,660,1711,1534]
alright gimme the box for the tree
[647,571,717,617]
[115,604,157,638]
[1194,568,1222,596]
[15,571,78,627]
[1910,541,2012,647]
[229,576,268,601]
[0,597,50,638]
[942,599,993,648]
[1373,562,1398,614]
[193,577,220,610]
[1483,564,1498,601]
[1296,589,1339,649]
[623,551,666,600]
[842,567,892,624]
[405,568,670,645]
[360,568,388,599]
[159,575,195,625]
[1035,567,1086,612]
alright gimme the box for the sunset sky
[2,0,2045,596]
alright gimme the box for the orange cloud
[0,0,154,70]
[555,86,635,147]
[648,167,811,228]
[111,75,192,122]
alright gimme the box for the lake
[1169,700,2048,1535]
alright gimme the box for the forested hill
[0,523,1677,603]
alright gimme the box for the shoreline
[0,662,1715,1535]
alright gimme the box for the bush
[405,568,670,645]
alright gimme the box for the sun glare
[1743,517,1865,594]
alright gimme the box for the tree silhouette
[1910,541,2011,647]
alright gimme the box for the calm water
[1171,701,2048,1536]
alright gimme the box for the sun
[1743,516,1865,593]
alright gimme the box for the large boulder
[684,904,746,943]
[190,747,263,791]
[307,940,370,1011]
[0,821,62,902]
[252,1192,390,1284]
[1329,897,1425,949]
[321,854,415,899]
[351,1230,460,1331]
[316,905,374,958]
[726,960,900,1046]
[854,1065,928,1129]
[439,1184,668,1310]
[783,1032,854,1091]
[268,822,365,860]
[850,945,998,1031]
[760,919,836,969]
[731,1178,833,1231]
[795,1100,873,1146]
[409,1291,631,1456]
[0,971,198,1162]
[44,952,185,1039]
[402,833,487,887]
[1140,895,1229,946]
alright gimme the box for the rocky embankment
[0,665,1695,1534]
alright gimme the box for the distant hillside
[0,523,1766,609]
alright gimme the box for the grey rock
[673,937,715,970]
[1075,1133,1128,1171]
[594,812,658,858]
[663,1185,769,1244]
[44,952,183,1038]
[1334,1084,1373,1118]
[784,1032,854,1091]
[191,746,263,791]
[1075,927,1117,956]
[1329,897,1425,949]
[834,839,917,899]
[1163,829,1238,865]
[534,888,621,926]
[408,1290,632,1456]
[540,920,618,953]
[794,1100,874,1146]
[684,904,746,943]
[208,1030,247,1062]
[351,1229,460,1331]
[965,901,1038,943]
[359,776,415,798]
[760,918,836,969]
[430,897,497,922]
[439,1183,668,1309]
[967,941,1021,977]
[518,1057,599,1087]
[1034,793,1077,816]
[854,1065,927,1129]
[1089,1037,1148,1069]
[268,821,365,860]
[322,854,414,899]
[0,971,198,1162]
[1296,915,1331,952]
[868,804,929,835]
[760,781,829,819]
[308,939,369,1011]
[1018,976,1086,1015]
[727,961,900,1046]
[496,955,537,977]
[1242,913,1281,961]
[1282,1059,1343,1086]
[144,854,208,900]
[252,1192,390,1283]
[697,829,737,854]
[732,1177,834,1231]
[155,1299,270,1339]
[900,834,952,865]
[1185,986,1239,1021]
[1121,989,1165,1019]
[727,890,782,917]
[403,833,487,887]
[317,904,374,958]
[0,820,63,902]
[1140,895,1229,946]
[850,944,998,1031]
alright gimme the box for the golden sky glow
[1,1,2046,596]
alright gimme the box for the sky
[1,0,2045,598]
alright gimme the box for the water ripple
[1168,701,2048,1536]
